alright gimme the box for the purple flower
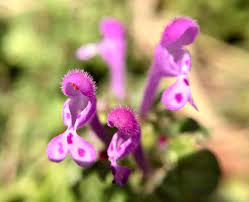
[107,107,140,186]
[76,17,126,99]
[46,70,97,167]
[139,17,199,116]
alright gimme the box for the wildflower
[107,107,140,186]
[76,17,126,99]
[46,70,97,167]
[139,17,199,116]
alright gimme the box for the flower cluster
[46,69,140,186]
[46,16,199,186]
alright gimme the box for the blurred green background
[0,0,248,202]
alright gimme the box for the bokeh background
[0,0,248,202]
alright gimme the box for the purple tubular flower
[76,17,126,99]
[46,70,99,167]
[139,17,199,116]
[107,107,140,186]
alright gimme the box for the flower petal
[100,17,125,39]
[76,43,99,60]
[107,132,139,162]
[160,17,199,49]
[189,96,199,111]
[46,133,68,162]
[98,38,126,65]
[111,165,131,186]
[66,95,95,129]
[75,99,96,128]
[161,76,191,111]
[179,50,192,74]
[153,44,181,76]
[63,96,88,127]
[107,133,119,163]
[69,133,97,167]
[62,69,96,98]
[62,99,72,127]
[107,107,140,135]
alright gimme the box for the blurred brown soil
[130,0,249,178]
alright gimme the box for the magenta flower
[46,70,97,167]
[76,17,126,99]
[107,107,141,186]
[139,17,199,116]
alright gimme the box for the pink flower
[140,17,199,116]
[46,70,97,167]
[107,107,140,186]
[76,17,127,99]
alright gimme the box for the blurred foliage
[0,0,248,202]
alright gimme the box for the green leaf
[156,149,221,202]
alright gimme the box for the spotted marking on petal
[71,82,79,91]
[78,148,85,157]
[175,93,183,103]
[67,133,73,144]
